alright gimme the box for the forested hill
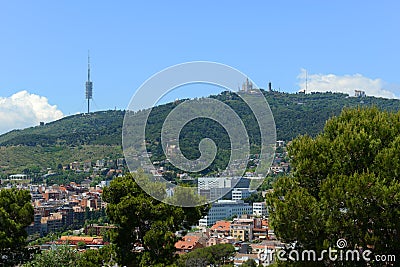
[264,91,400,140]
[0,91,399,147]
[0,110,125,146]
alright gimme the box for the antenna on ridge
[87,51,91,81]
[305,69,308,94]
[85,50,93,114]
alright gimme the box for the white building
[231,188,255,200]
[253,202,267,217]
[198,177,238,190]
[276,140,285,147]
[96,159,105,167]
[198,177,241,201]
[199,200,252,227]
[9,174,28,180]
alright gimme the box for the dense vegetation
[23,242,236,267]
[0,110,124,146]
[0,189,34,266]
[264,91,400,140]
[176,243,235,266]
[267,107,400,266]
[0,91,399,174]
[102,172,210,266]
[1,92,399,147]
[22,244,119,267]
[0,145,122,175]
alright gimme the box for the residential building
[230,217,254,241]
[175,235,204,254]
[26,212,42,236]
[42,190,60,201]
[233,253,261,266]
[70,161,80,170]
[59,207,74,227]
[276,140,285,147]
[73,206,85,226]
[41,212,63,235]
[117,158,125,166]
[57,236,104,245]
[253,218,269,240]
[96,159,105,168]
[206,236,234,247]
[253,202,267,217]
[210,220,231,238]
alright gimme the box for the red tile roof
[58,236,103,245]
[210,220,231,232]
[175,235,200,250]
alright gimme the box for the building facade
[253,202,267,217]
[199,200,252,227]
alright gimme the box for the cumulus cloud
[297,69,399,99]
[0,91,64,134]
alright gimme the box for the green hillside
[0,110,124,175]
[0,145,122,174]
[264,91,400,140]
[0,110,124,146]
[0,91,399,174]
[143,91,400,174]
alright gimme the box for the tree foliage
[102,171,210,267]
[23,245,82,267]
[0,188,34,266]
[267,107,400,266]
[243,191,264,205]
[0,144,122,175]
[0,110,124,147]
[23,244,119,267]
[241,258,259,267]
[176,243,235,267]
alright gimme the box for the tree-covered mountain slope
[0,110,124,146]
[0,91,399,174]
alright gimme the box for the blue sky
[0,1,399,133]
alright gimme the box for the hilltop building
[355,90,366,97]
[239,78,261,94]
[241,78,254,92]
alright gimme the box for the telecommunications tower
[85,51,93,114]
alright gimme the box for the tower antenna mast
[85,51,93,114]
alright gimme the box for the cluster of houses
[269,140,290,174]
[41,235,106,250]
[0,157,129,238]
[175,215,283,266]
[37,223,116,250]
[25,182,105,237]
[65,157,126,174]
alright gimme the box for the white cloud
[297,69,399,99]
[0,91,64,134]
